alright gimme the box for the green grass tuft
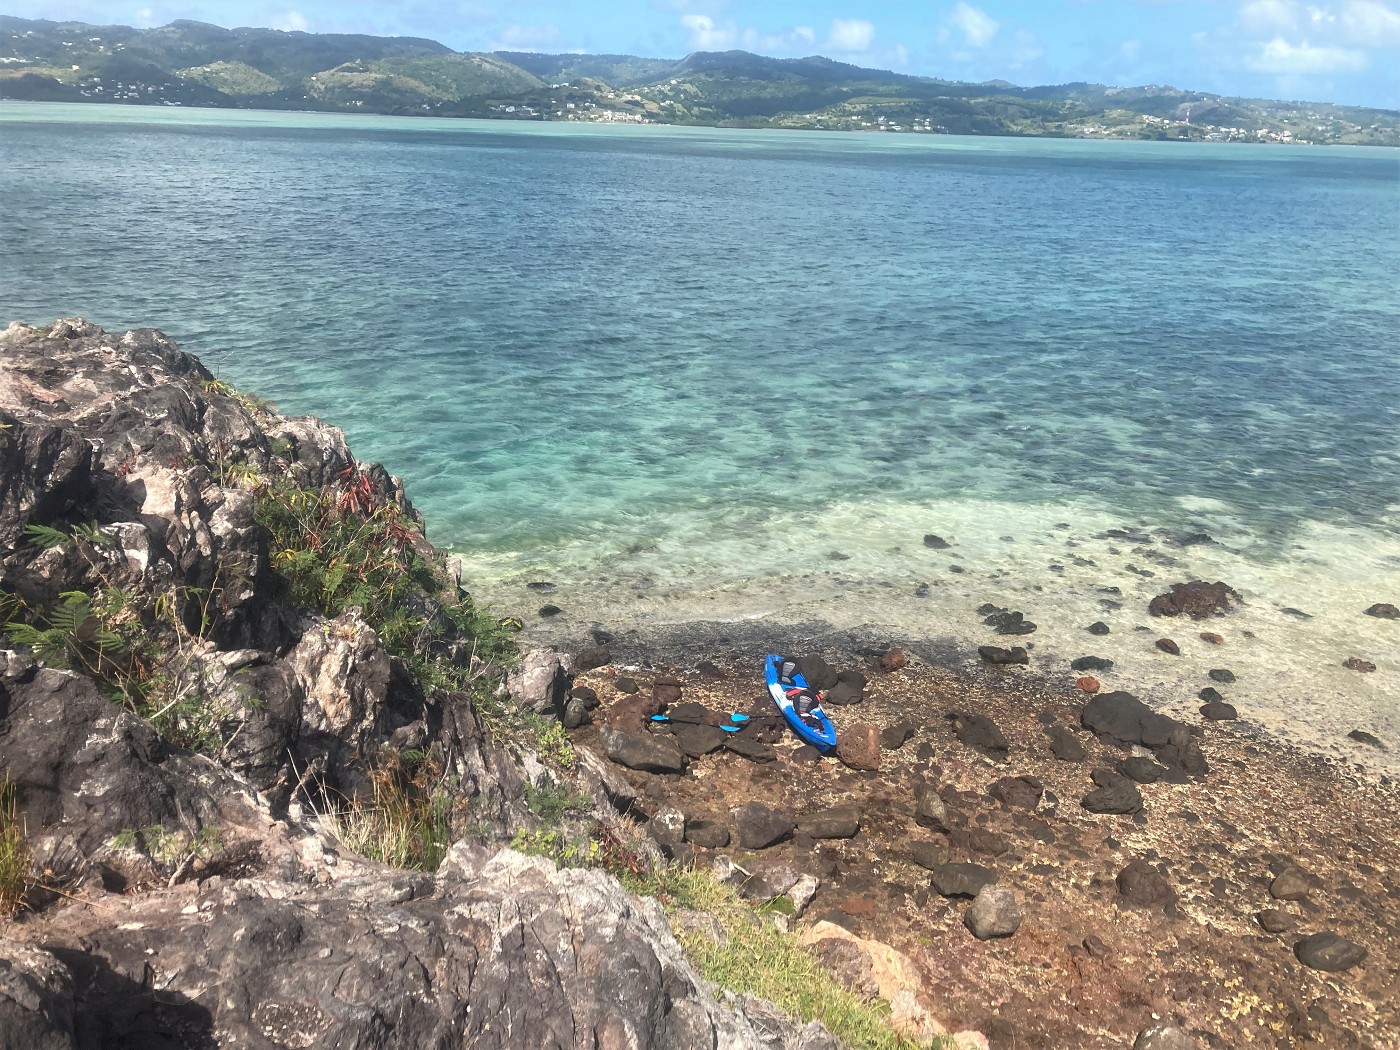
[0,776,30,916]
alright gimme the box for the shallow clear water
[3,103,1399,769]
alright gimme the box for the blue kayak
[764,654,837,751]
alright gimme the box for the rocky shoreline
[555,634,1400,1048]
[1,319,1395,1050]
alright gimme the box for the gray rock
[825,679,864,705]
[1269,867,1312,901]
[673,723,729,757]
[909,839,950,870]
[798,655,838,691]
[1070,655,1113,672]
[809,938,878,1000]
[506,647,574,717]
[1199,701,1237,721]
[963,885,1024,940]
[799,806,861,840]
[1046,726,1087,762]
[978,644,1029,666]
[786,874,820,918]
[0,942,76,1050]
[684,818,730,849]
[740,859,802,901]
[647,805,687,853]
[914,784,951,830]
[1081,691,1184,749]
[1117,756,1166,784]
[1208,668,1237,684]
[1364,602,1398,619]
[1257,909,1294,934]
[1116,859,1176,910]
[1087,621,1111,635]
[1134,1025,1198,1050]
[929,862,997,898]
[950,711,1010,755]
[1081,777,1143,815]
[879,720,915,749]
[1294,931,1368,972]
[601,727,686,774]
[562,695,590,729]
[987,775,1043,810]
[731,802,795,849]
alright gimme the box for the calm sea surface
[3,103,1399,767]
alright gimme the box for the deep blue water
[3,105,1398,566]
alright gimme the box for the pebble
[1343,657,1377,673]
[1208,669,1237,683]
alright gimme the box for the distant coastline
[3,15,1397,146]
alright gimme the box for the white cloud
[681,13,737,50]
[827,17,874,52]
[1239,0,1302,34]
[133,6,154,25]
[1339,0,1400,44]
[271,11,310,32]
[950,2,999,48]
[1120,38,1143,62]
[1244,35,1370,70]
[739,24,817,54]
[489,24,566,51]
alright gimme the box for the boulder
[0,941,76,1050]
[987,775,1043,811]
[1200,701,1237,721]
[1148,580,1240,618]
[800,806,862,840]
[983,610,1036,635]
[1269,867,1312,901]
[601,727,685,774]
[1046,726,1087,762]
[288,609,391,753]
[929,863,997,899]
[1155,638,1180,655]
[731,802,795,849]
[646,806,687,853]
[1075,676,1101,694]
[799,656,838,691]
[826,679,864,705]
[950,712,1010,756]
[1364,603,1398,619]
[684,819,730,849]
[673,723,729,758]
[1199,632,1224,645]
[978,645,1028,666]
[1116,859,1176,911]
[879,720,916,749]
[505,648,574,717]
[878,648,907,672]
[1086,621,1110,635]
[1081,776,1143,816]
[836,723,881,771]
[1208,668,1237,684]
[1257,909,1294,934]
[575,645,610,672]
[798,922,947,1043]
[1117,756,1166,784]
[963,886,1023,940]
[914,784,951,830]
[923,533,952,549]
[1294,932,1367,972]
[1070,655,1113,672]
[1081,691,1183,749]
[909,839,950,870]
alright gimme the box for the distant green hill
[1,16,1396,144]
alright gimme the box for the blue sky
[11,0,1400,107]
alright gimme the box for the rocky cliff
[0,319,836,1049]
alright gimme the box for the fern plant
[5,591,125,672]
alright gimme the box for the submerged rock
[978,645,1028,666]
[1364,602,1399,619]
[1148,580,1241,619]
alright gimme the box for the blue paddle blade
[729,713,750,723]
[719,725,741,733]
[650,715,670,722]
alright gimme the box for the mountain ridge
[2,16,1396,144]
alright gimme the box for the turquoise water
[3,103,1399,765]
